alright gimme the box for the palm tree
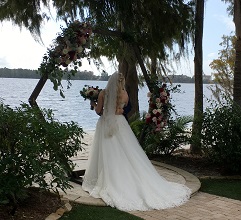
[190,0,204,154]
[233,0,241,107]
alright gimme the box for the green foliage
[0,102,84,207]
[202,100,241,174]
[129,113,145,138]
[130,115,192,155]
[130,82,191,156]
[209,34,235,101]
[143,116,192,155]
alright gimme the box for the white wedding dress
[82,72,191,211]
[82,114,191,211]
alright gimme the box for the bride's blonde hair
[116,73,125,108]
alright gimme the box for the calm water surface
[0,78,214,131]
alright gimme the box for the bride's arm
[91,90,104,115]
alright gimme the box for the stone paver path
[62,131,241,220]
[129,192,241,220]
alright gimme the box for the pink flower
[152,109,158,114]
[160,91,167,97]
[145,113,151,118]
[158,115,163,120]
[155,127,161,132]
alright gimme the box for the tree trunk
[233,0,241,107]
[28,75,48,107]
[190,0,204,154]
[119,51,139,118]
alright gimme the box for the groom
[123,99,131,122]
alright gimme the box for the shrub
[0,102,84,210]
[130,115,192,155]
[202,100,241,174]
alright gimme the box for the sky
[0,0,235,77]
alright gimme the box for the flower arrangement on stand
[145,83,171,132]
[39,20,92,97]
[80,85,102,110]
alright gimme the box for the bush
[130,115,192,155]
[202,100,241,174]
[0,102,84,209]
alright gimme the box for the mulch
[151,152,222,178]
[0,187,63,220]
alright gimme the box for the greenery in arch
[38,20,92,97]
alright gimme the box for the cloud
[215,14,235,32]
[207,52,216,58]
[0,56,9,67]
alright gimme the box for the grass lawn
[60,204,143,220]
[200,178,241,201]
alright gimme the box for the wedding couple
[82,72,191,211]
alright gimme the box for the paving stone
[45,213,61,220]
[55,207,66,216]
[63,202,72,212]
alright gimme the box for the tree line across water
[0,67,212,84]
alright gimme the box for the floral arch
[29,21,92,107]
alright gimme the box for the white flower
[160,91,167,97]
[156,98,160,103]
[156,103,162,108]
[152,117,157,122]
[157,108,162,113]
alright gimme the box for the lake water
[0,78,214,131]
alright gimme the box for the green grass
[200,178,241,201]
[60,204,143,220]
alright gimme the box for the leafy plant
[0,102,84,213]
[130,115,192,155]
[143,116,192,155]
[202,99,241,174]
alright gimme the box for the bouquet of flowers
[80,85,102,110]
[145,83,171,132]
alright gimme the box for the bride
[82,72,191,211]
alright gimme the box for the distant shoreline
[0,67,213,84]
